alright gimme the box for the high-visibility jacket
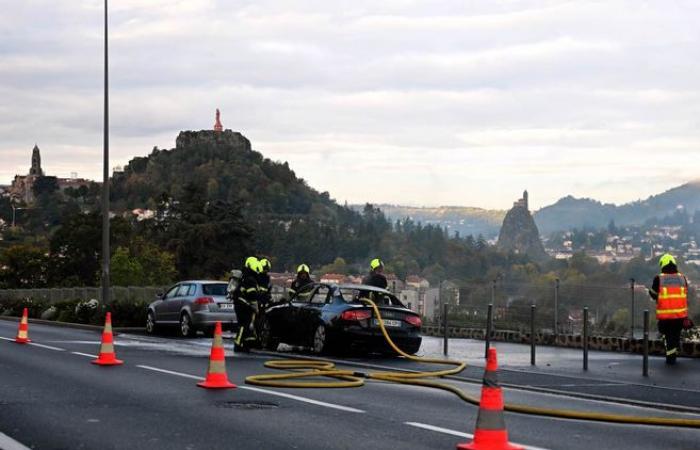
[656,273,689,320]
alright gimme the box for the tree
[32,176,59,197]
[111,247,144,286]
[155,183,252,279]
[48,213,132,286]
[0,244,48,288]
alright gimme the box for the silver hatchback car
[146,280,237,337]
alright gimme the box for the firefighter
[258,258,273,309]
[289,264,314,300]
[648,253,689,365]
[234,256,260,352]
[361,258,389,304]
[363,258,388,289]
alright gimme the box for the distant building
[10,144,90,203]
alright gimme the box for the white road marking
[136,365,366,413]
[0,336,18,342]
[28,342,66,351]
[0,431,32,450]
[71,351,98,358]
[404,422,549,450]
[137,365,203,380]
[240,385,366,413]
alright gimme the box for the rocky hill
[497,200,546,260]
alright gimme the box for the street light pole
[100,0,110,305]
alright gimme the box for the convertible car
[259,283,422,355]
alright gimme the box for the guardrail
[0,286,167,304]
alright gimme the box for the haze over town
[2,0,700,210]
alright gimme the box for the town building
[9,144,91,203]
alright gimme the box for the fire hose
[245,299,700,428]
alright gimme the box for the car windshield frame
[332,287,404,307]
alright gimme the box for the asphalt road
[1,320,700,450]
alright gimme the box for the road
[1,320,699,450]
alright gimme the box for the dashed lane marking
[28,342,66,351]
[71,351,98,358]
[136,365,366,414]
[404,422,549,450]
[0,336,66,351]
[0,431,32,450]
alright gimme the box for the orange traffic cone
[91,312,124,366]
[14,307,31,344]
[198,321,236,389]
[457,348,522,450]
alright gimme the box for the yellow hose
[245,299,700,428]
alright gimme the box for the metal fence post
[530,304,536,366]
[630,278,635,339]
[643,309,649,377]
[485,303,493,358]
[554,278,559,337]
[443,303,449,356]
[583,307,589,371]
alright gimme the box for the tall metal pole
[100,0,110,305]
[583,307,589,371]
[442,303,449,356]
[643,309,649,377]
[554,278,559,337]
[630,278,635,339]
[485,303,493,358]
[530,304,536,366]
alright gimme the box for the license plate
[219,303,235,310]
[374,319,401,328]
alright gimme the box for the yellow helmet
[659,253,676,269]
[297,263,310,274]
[370,258,384,271]
[245,256,259,271]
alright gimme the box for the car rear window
[202,283,228,296]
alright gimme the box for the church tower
[523,190,529,211]
[30,144,44,176]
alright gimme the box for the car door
[285,286,317,345]
[298,286,330,343]
[156,285,180,322]
[169,283,194,319]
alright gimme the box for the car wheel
[146,311,157,335]
[312,324,327,354]
[259,317,280,351]
[179,313,195,338]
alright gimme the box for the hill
[355,204,505,239]
[111,129,383,270]
[534,181,700,234]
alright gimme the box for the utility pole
[100,0,110,305]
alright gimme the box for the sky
[1,0,700,211]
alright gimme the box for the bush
[0,297,51,318]
[108,299,148,327]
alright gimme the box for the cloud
[1,0,700,210]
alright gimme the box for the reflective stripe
[657,307,688,315]
[242,287,257,293]
[667,348,678,356]
[475,409,506,430]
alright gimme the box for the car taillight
[341,310,372,321]
[194,297,214,305]
[404,315,422,327]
